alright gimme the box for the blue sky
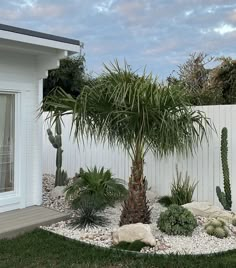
[1,0,236,79]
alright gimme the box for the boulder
[182,202,234,223]
[50,186,66,199]
[112,223,156,246]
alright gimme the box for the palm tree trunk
[119,150,151,226]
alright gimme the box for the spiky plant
[171,166,198,205]
[65,166,128,210]
[71,196,109,229]
[41,61,210,226]
[216,127,232,211]
[158,167,197,207]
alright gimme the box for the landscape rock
[42,175,236,255]
[50,186,66,199]
[183,202,234,223]
[112,223,156,246]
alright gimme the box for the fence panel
[43,105,236,210]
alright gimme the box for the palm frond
[65,166,128,209]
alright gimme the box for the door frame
[0,89,23,210]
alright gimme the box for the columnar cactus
[47,117,67,186]
[216,127,232,211]
[204,218,229,239]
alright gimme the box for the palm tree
[42,61,210,226]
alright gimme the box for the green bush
[157,204,197,236]
[112,240,149,252]
[158,167,197,207]
[157,195,173,207]
[71,196,109,229]
[171,167,198,205]
[65,166,128,210]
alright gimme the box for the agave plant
[65,166,128,210]
[71,195,110,229]
[41,60,210,226]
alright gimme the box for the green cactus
[232,216,236,226]
[47,117,67,186]
[210,218,222,228]
[205,225,214,235]
[204,218,229,239]
[214,227,227,239]
[216,127,232,211]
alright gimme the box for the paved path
[0,206,68,239]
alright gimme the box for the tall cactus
[47,117,67,187]
[216,127,232,211]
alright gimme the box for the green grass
[1,229,236,268]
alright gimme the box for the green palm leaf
[42,60,211,225]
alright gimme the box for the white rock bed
[41,174,236,255]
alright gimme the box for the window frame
[0,89,22,207]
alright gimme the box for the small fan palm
[65,166,128,209]
[42,60,211,226]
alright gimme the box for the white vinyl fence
[43,105,236,210]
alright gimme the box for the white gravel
[41,174,236,255]
[42,174,71,214]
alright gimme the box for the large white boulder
[112,223,156,246]
[182,202,234,223]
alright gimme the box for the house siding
[0,50,42,212]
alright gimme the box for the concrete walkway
[0,206,68,239]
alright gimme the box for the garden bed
[41,175,236,255]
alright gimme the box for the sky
[1,0,236,80]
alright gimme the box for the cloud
[1,0,236,79]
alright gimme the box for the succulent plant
[205,225,214,235]
[232,216,236,226]
[204,218,229,239]
[47,117,68,187]
[216,127,232,211]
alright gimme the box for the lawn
[0,229,236,268]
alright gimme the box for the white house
[0,24,81,213]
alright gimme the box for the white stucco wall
[0,49,43,212]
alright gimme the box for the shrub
[171,167,198,205]
[65,166,128,210]
[158,167,197,207]
[204,218,229,239]
[157,195,173,207]
[157,204,197,236]
[112,240,149,252]
[71,196,109,229]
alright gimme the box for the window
[0,94,15,193]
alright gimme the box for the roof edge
[0,23,81,47]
